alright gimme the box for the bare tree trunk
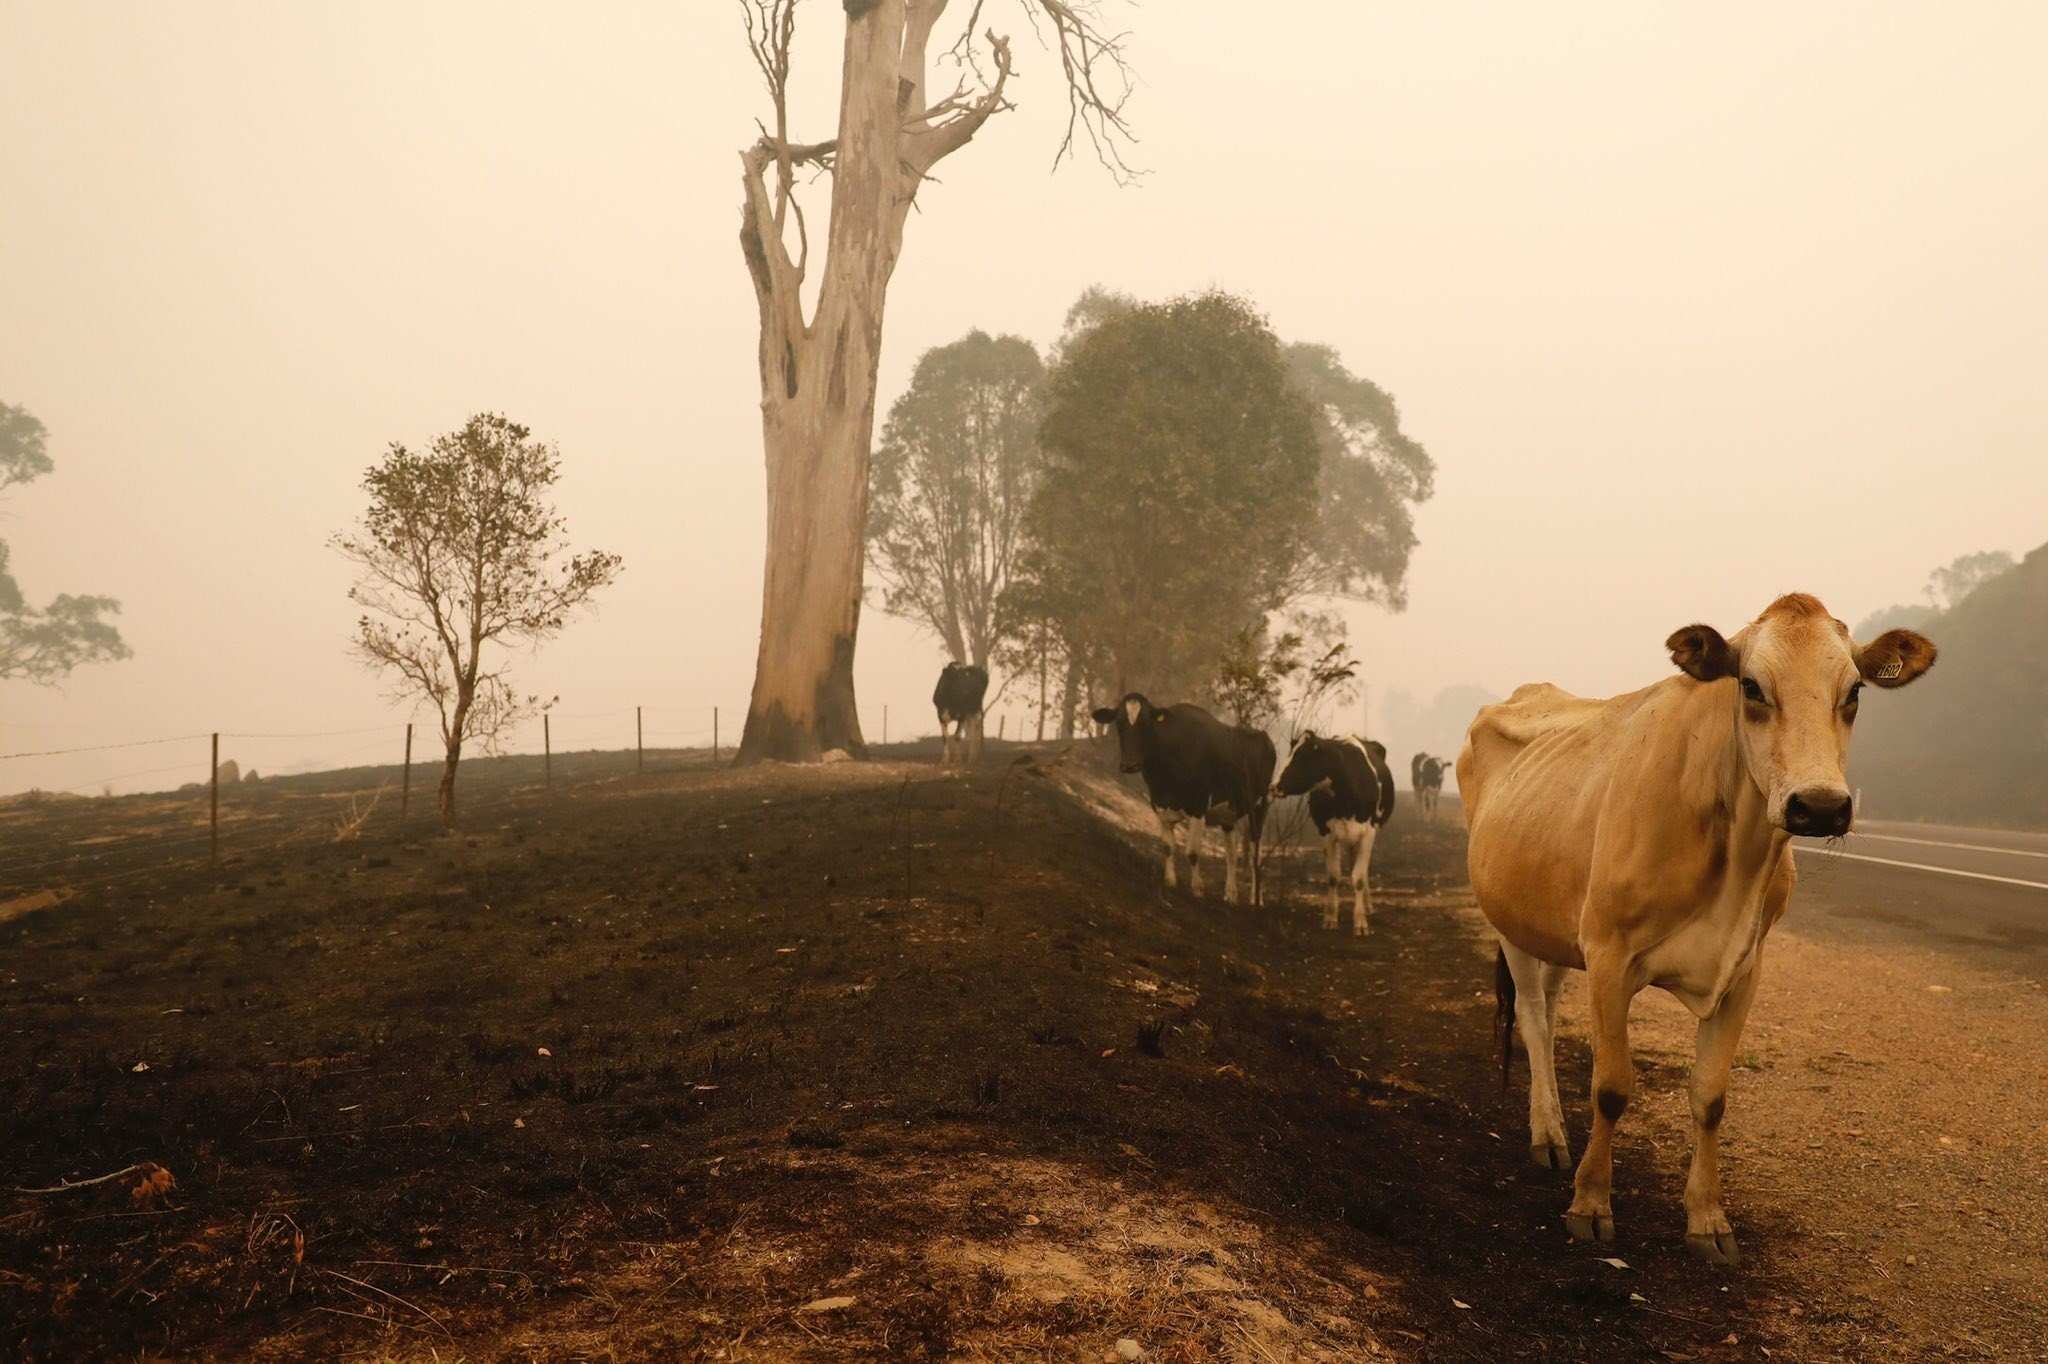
[739,379,880,762]
[1058,655,1080,740]
[437,692,472,830]
[734,1,1012,765]
[1036,627,1048,742]
[438,737,462,830]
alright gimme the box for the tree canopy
[334,413,621,827]
[867,330,1043,668]
[997,287,1433,711]
[1852,538,2047,825]
[0,399,131,685]
[1007,291,1322,699]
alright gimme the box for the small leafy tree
[1210,611,1358,733]
[334,414,621,829]
[867,330,1044,670]
[0,400,131,684]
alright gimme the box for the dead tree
[733,0,1134,764]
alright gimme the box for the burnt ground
[1,746,2044,1361]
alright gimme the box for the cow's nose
[1784,787,1852,837]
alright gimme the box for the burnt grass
[2,747,1802,1361]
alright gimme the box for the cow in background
[1093,694,1276,906]
[1461,593,1935,1263]
[1410,752,1446,820]
[1271,733,1396,934]
[933,663,989,766]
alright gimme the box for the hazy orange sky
[4,2,2044,794]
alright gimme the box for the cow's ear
[1090,707,1117,725]
[1666,623,1737,682]
[1855,629,1936,689]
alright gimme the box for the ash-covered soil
[3,748,2042,1361]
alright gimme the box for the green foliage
[334,413,622,765]
[1282,343,1435,608]
[866,330,1043,667]
[0,400,131,684]
[1852,540,2047,825]
[1927,549,2015,611]
[1007,291,1321,699]
[1851,599,1938,639]
[1853,548,2015,637]
[0,401,55,492]
[1208,610,1357,733]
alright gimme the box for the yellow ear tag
[1875,658,1903,680]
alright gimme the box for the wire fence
[0,700,1054,896]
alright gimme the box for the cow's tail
[1493,946,1516,1091]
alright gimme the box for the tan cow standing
[1458,594,1935,1265]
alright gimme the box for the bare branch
[1032,0,1140,181]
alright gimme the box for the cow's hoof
[1321,917,1339,931]
[1686,1230,1742,1267]
[1353,923,1370,939]
[1530,1141,1571,1170]
[1564,1212,1615,1243]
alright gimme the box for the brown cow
[1458,593,1935,1264]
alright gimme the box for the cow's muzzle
[1783,786,1852,838]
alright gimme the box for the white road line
[1798,848,2048,892]
[1851,831,2048,861]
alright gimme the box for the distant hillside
[1853,538,2048,827]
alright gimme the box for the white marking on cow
[1125,698,1141,726]
[1796,847,2048,891]
[1155,807,1184,889]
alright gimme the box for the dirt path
[2,753,2042,1361]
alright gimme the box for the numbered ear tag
[1875,658,1903,680]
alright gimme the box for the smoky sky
[3,2,2044,794]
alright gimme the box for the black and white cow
[1092,693,1277,906]
[1271,733,1396,935]
[933,662,989,766]
[1410,752,1446,821]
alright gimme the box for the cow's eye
[1740,677,1767,705]
[1843,681,1863,717]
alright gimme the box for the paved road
[1792,818,2048,979]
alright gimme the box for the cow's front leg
[1185,820,1205,898]
[1684,961,1759,1266]
[1322,834,1342,929]
[1350,825,1378,937]
[1568,947,1638,1243]
[1156,810,1181,890]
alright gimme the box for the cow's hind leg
[1567,946,1637,1243]
[1350,824,1378,937]
[1322,834,1342,929]
[1683,962,1759,1266]
[1221,822,1241,905]
[1501,940,1572,1169]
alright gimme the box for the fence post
[999,714,1007,741]
[400,722,413,822]
[209,732,220,867]
[544,713,552,791]
[636,705,644,775]
[713,706,719,760]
